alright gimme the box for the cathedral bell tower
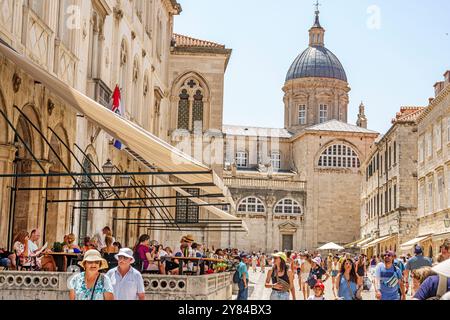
[282,4,350,134]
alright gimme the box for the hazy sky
[173,0,450,134]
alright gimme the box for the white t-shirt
[28,240,38,255]
[308,295,325,300]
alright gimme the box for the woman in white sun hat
[68,249,114,300]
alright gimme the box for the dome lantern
[309,4,325,47]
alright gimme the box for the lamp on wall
[444,214,450,228]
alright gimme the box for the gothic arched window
[177,89,189,130]
[192,90,204,130]
[237,197,265,213]
[318,144,361,169]
[274,198,303,215]
[176,77,206,131]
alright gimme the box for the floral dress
[68,272,114,300]
[13,241,35,267]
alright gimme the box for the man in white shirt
[106,248,145,300]
[28,229,55,271]
[28,229,40,255]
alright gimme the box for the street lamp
[119,172,131,187]
[102,159,114,183]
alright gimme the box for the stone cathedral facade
[0,1,378,252]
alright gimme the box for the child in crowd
[308,281,326,300]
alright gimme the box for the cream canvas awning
[0,41,246,230]
[362,235,396,249]
[400,235,432,251]
[344,237,372,249]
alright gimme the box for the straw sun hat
[78,249,108,270]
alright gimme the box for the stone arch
[10,103,45,241]
[15,103,44,159]
[45,124,71,244]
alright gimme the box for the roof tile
[173,33,225,49]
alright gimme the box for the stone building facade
[416,71,450,258]
[359,107,424,257]
[0,2,381,253]
[0,0,233,250]
[221,10,379,252]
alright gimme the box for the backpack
[132,250,143,271]
[426,275,449,300]
[233,269,241,284]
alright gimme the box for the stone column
[266,195,276,253]
[0,144,16,247]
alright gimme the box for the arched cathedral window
[238,197,265,213]
[274,199,303,215]
[318,144,361,169]
[176,78,205,131]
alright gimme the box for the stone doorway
[282,234,293,251]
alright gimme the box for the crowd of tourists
[2,229,449,301]
[234,239,450,301]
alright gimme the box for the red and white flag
[111,85,125,150]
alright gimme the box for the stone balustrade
[224,177,306,191]
[0,271,233,300]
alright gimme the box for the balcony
[224,177,306,191]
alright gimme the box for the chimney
[445,70,450,85]
[434,81,445,97]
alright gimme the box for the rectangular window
[236,152,248,168]
[447,172,450,208]
[385,150,388,172]
[319,104,328,123]
[299,105,306,125]
[393,185,397,209]
[447,118,450,143]
[419,183,425,217]
[176,188,200,223]
[438,174,444,210]
[436,123,442,151]
[380,155,383,175]
[418,138,424,163]
[388,188,392,212]
[428,180,433,214]
[270,152,281,170]
[388,146,392,168]
[426,131,433,157]
[393,142,397,165]
[385,190,388,214]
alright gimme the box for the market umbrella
[317,242,345,251]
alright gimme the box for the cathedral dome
[285,7,347,83]
[286,46,347,82]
